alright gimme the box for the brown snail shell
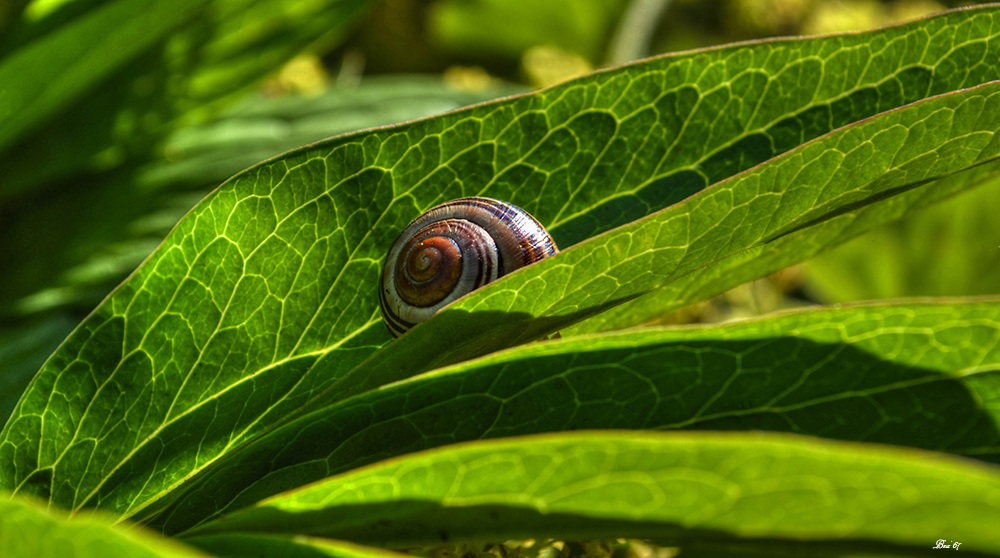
[378,197,558,337]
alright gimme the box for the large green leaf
[0,0,208,156]
[141,299,1000,533]
[0,77,521,457]
[0,492,206,558]
[4,5,1000,525]
[325,79,1000,408]
[565,155,1000,335]
[184,431,1000,556]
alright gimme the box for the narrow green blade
[566,159,1000,334]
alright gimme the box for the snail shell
[379,197,558,337]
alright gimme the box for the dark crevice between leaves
[550,170,708,247]
[180,500,991,558]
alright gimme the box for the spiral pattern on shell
[379,197,558,337]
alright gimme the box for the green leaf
[0,0,208,156]
[5,5,1000,526]
[431,0,626,62]
[566,156,1000,335]
[0,491,206,558]
[803,180,1000,302]
[184,533,410,558]
[141,299,1000,534]
[184,431,1000,555]
[326,79,1000,407]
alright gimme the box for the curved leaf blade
[185,431,1000,555]
[145,299,1000,533]
[567,157,1000,334]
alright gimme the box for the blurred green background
[1,0,997,418]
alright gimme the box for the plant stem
[605,0,673,66]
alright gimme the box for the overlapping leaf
[5,6,1000,527]
[566,156,1000,334]
[803,179,1000,302]
[142,299,1000,533]
[184,432,1000,555]
[0,491,206,558]
[328,79,1000,405]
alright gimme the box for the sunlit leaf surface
[803,180,1000,302]
[567,158,1000,334]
